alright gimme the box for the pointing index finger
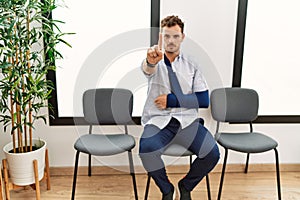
[158,33,162,50]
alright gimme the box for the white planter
[3,139,46,186]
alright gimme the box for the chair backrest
[210,87,259,123]
[83,88,133,125]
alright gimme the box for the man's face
[162,25,185,54]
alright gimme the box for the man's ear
[182,33,185,41]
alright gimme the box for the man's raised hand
[146,33,163,66]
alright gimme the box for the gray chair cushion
[74,134,135,156]
[163,144,193,157]
[217,132,278,153]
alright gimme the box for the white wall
[1,0,299,171]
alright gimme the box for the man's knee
[209,144,220,164]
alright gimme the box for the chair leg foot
[206,175,211,200]
[217,148,228,200]
[128,151,138,200]
[274,148,281,200]
[88,154,91,177]
[71,151,80,200]
[244,153,250,173]
[144,174,151,200]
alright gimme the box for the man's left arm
[154,90,209,110]
[167,90,209,109]
[154,63,209,110]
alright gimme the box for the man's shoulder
[180,52,199,69]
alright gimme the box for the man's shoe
[178,179,191,200]
[162,185,175,200]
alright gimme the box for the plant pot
[3,139,46,186]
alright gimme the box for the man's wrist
[146,58,157,68]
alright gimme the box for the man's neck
[165,51,180,63]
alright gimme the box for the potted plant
[0,0,70,186]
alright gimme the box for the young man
[139,15,219,200]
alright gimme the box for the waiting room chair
[210,87,281,200]
[71,88,138,200]
[144,118,211,200]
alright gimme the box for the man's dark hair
[161,15,184,33]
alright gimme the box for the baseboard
[49,163,300,176]
[211,163,300,173]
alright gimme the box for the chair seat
[163,144,193,157]
[74,134,135,156]
[217,132,278,153]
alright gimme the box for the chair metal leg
[88,154,91,176]
[244,153,250,173]
[128,150,138,200]
[144,174,151,200]
[71,151,80,200]
[206,175,211,200]
[217,148,228,200]
[274,148,282,200]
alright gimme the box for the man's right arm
[143,34,163,75]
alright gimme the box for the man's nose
[168,36,175,43]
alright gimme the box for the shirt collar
[165,51,183,63]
